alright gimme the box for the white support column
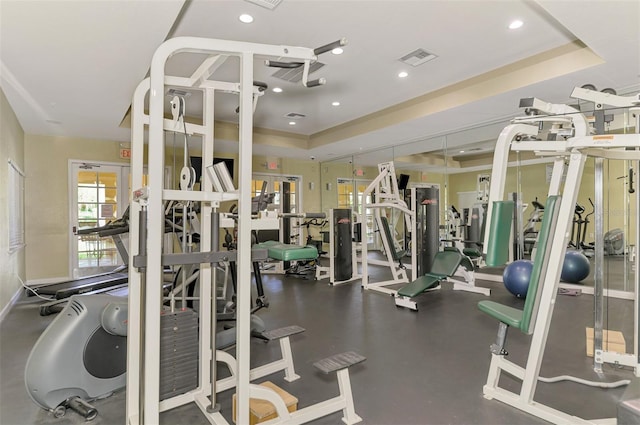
[126,77,149,425]
[144,43,171,423]
[235,51,255,425]
[520,152,587,403]
[200,87,215,406]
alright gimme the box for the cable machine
[478,88,640,423]
[128,37,365,425]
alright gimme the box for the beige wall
[17,127,638,284]
[0,89,26,315]
[22,139,326,281]
[24,135,128,280]
[447,159,636,245]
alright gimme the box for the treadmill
[30,209,130,300]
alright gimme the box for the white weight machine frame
[481,90,640,424]
[360,162,416,295]
[128,37,361,425]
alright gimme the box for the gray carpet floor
[1,256,636,425]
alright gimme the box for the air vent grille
[284,112,306,119]
[244,0,282,10]
[399,49,438,67]
[272,62,324,83]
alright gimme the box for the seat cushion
[477,300,523,329]
[397,275,440,298]
[261,243,318,261]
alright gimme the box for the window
[8,159,25,253]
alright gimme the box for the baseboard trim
[0,286,24,324]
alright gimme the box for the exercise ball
[503,260,533,298]
[561,250,590,283]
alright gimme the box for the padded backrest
[485,201,514,267]
[378,215,403,261]
[429,250,463,277]
[520,196,561,334]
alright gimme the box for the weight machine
[128,37,364,425]
[478,87,640,423]
[360,162,416,295]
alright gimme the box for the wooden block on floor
[232,381,298,425]
[586,327,626,357]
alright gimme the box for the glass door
[71,162,125,278]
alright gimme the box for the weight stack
[159,308,199,401]
[414,187,439,276]
[333,209,353,282]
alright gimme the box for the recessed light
[332,101,340,106]
[289,121,296,125]
[273,87,283,93]
[398,71,408,78]
[331,47,344,55]
[459,150,465,153]
[509,20,523,30]
[239,14,254,23]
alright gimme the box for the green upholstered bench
[477,196,560,354]
[255,241,319,262]
[394,249,468,310]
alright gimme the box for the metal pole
[594,157,604,373]
[208,211,220,413]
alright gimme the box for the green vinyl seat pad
[463,248,482,259]
[477,301,524,329]
[397,250,467,298]
[254,241,319,262]
[397,273,443,297]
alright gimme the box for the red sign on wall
[120,148,131,159]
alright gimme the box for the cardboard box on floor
[232,381,298,425]
[586,327,626,357]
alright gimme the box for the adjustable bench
[394,249,468,311]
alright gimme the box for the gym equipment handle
[314,38,348,55]
[264,60,303,69]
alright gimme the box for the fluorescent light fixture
[239,14,254,23]
[331,47,344,55]
[509,20,523,29]
[459,150,465,153]
[398,71,408,78]
[332,101,340,106]
[289,121,296,125]
[272,87,283,93]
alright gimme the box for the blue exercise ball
[561,250,590,283]
[503,260,534,298]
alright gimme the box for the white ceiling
[1,0,639,167]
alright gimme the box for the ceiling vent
[244,0,283,10]
[272,62,325,83]
[284,112,306,119]
[399,49,438,67]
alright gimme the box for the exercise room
[1,1,639,424]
